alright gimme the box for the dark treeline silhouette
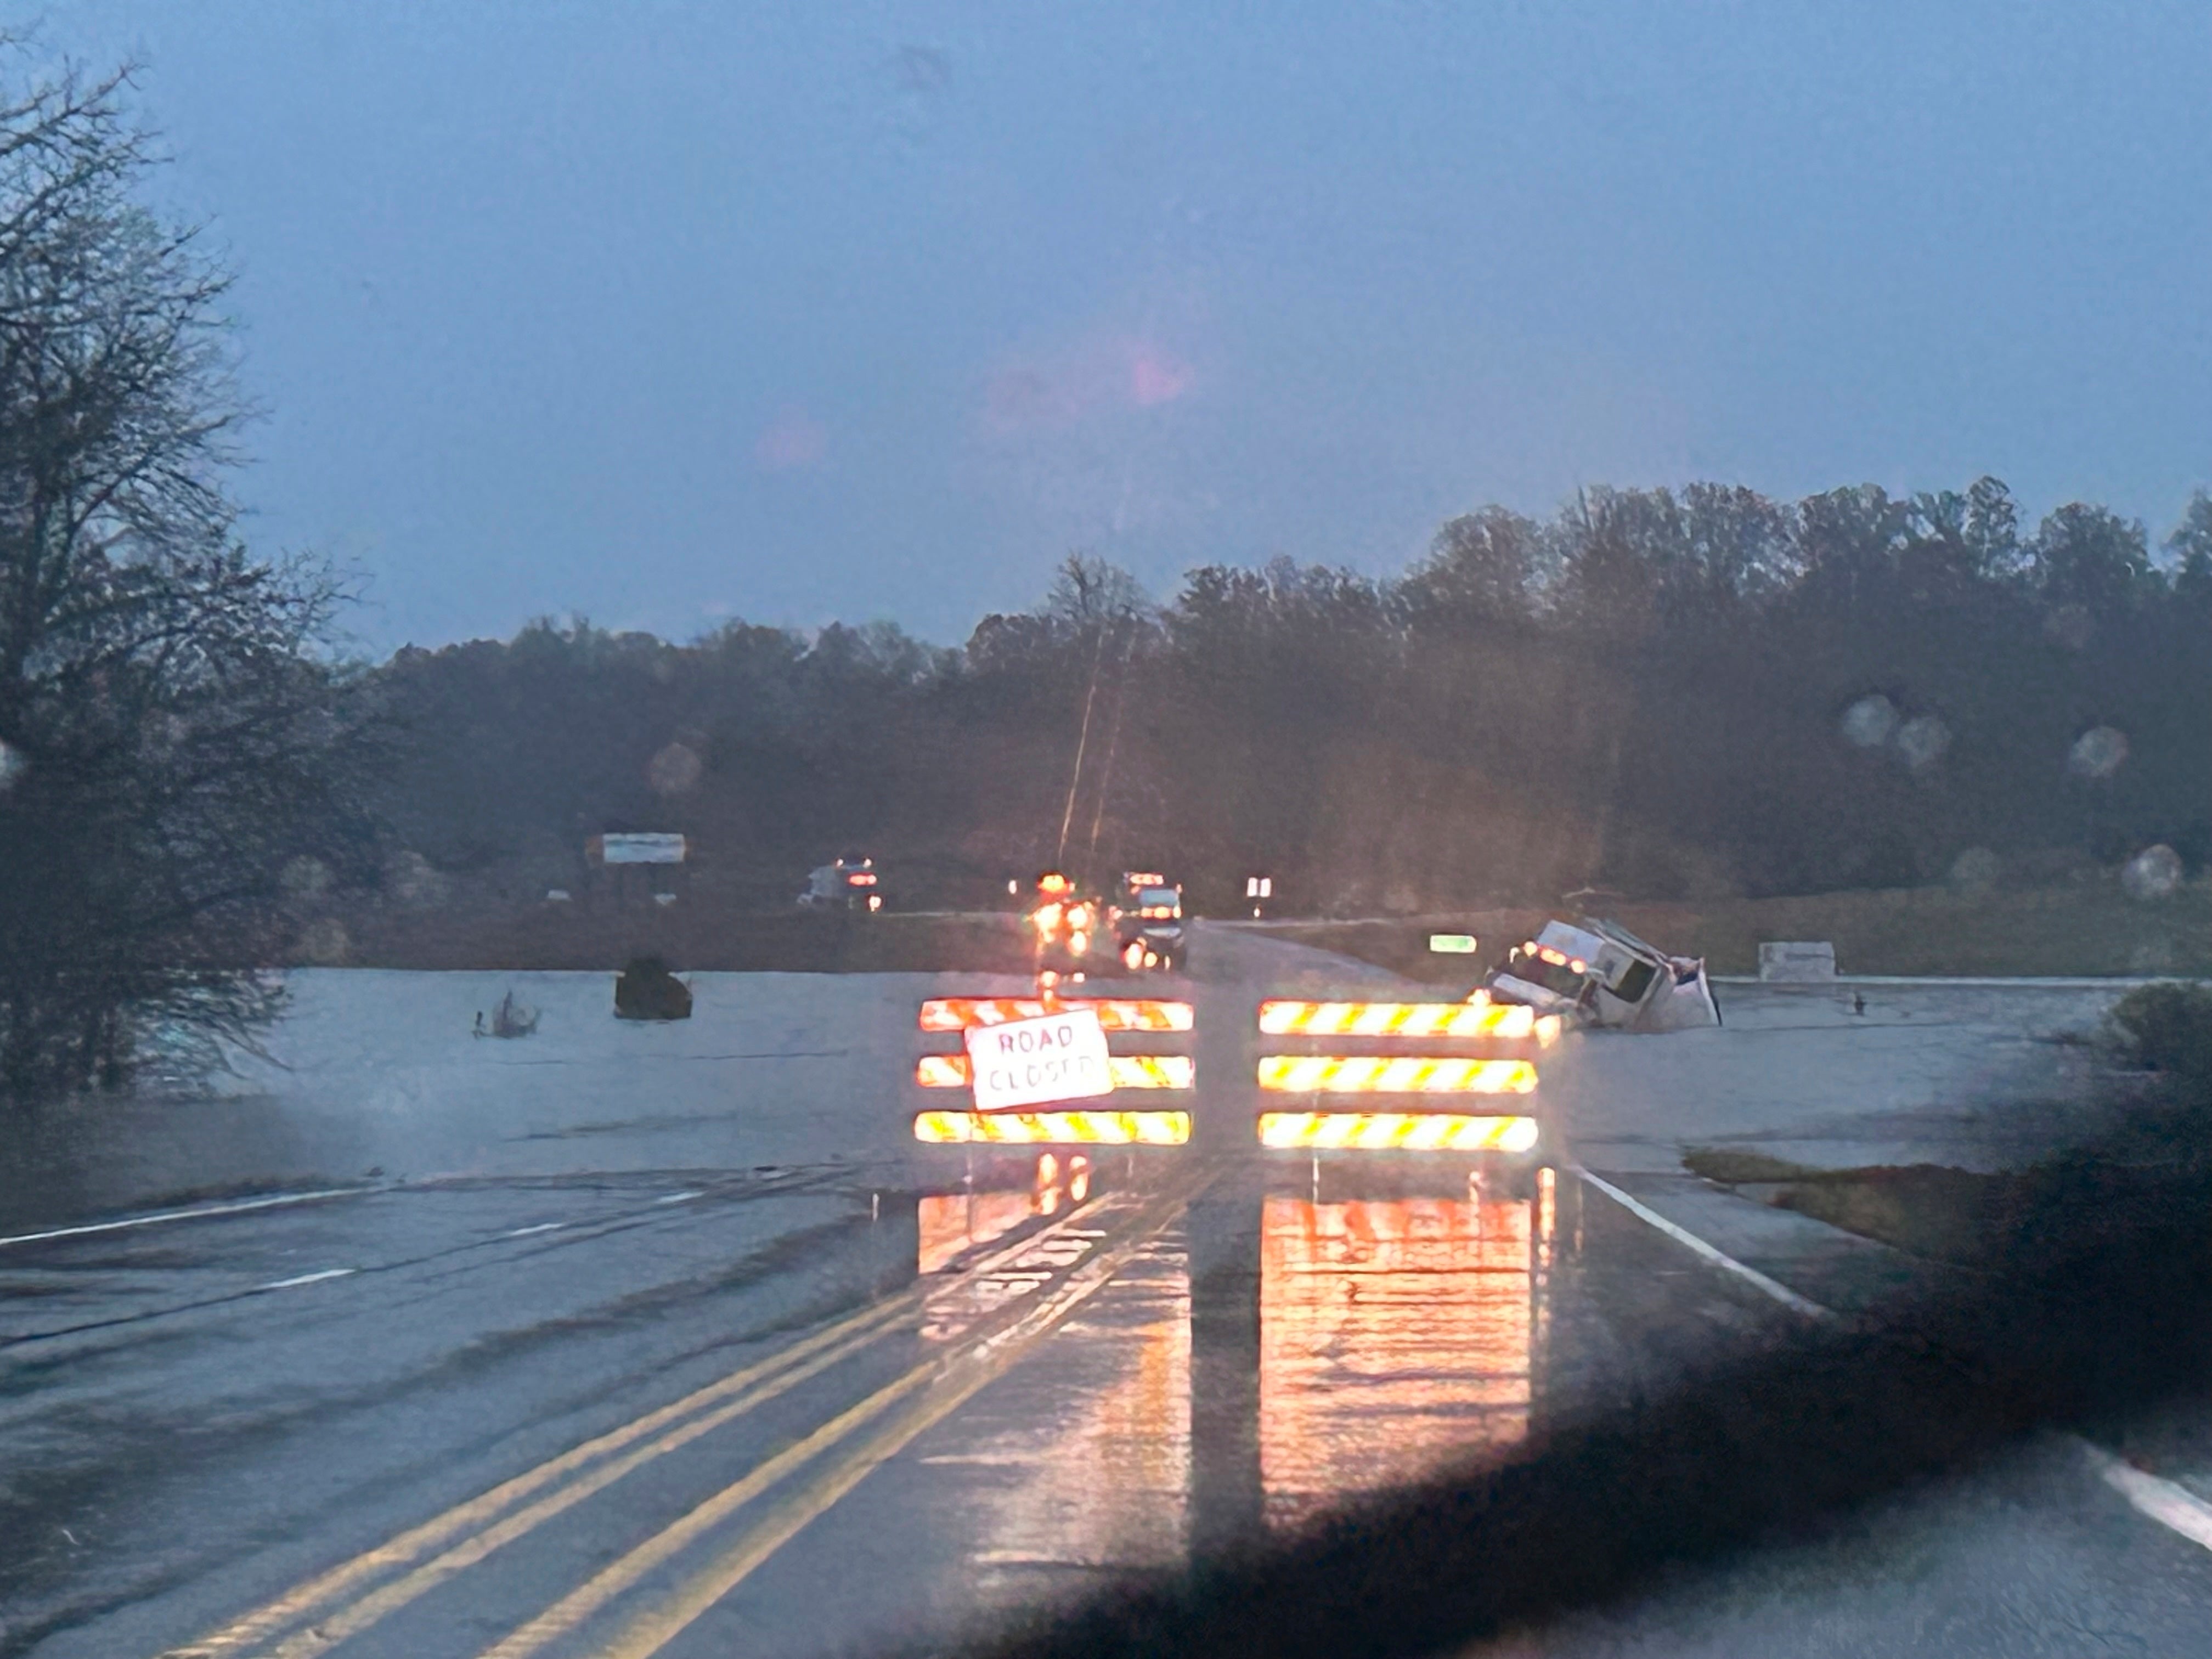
[371,479,2212,914]
[0,59,368,1098]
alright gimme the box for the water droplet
[1896,714,1951,771]
[2122,844,2183,901]
[2068,725,2129,780]
[1839,695,1898,748]
[648,741,702,795]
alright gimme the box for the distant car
[1111,876,1184,972]
[798,854,885,912]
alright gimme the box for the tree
[0,57,363,1097]
[2030,502,2155,616]
[2168,490,2212,613]
[1397,506,1549,630]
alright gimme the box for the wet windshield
[1504,950,1589,1001]
[5,11,2212,1659]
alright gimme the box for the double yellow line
[165,1169,1207,1659]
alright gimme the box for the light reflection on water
[915,1153,1091,1274]
[1260,1184,1539,1531]
[909,1153,1192,1593]
[907,1160,1551,1588]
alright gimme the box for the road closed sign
[962,1008,1114,1111]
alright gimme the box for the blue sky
[42,1,2212,651]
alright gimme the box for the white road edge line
[2081,1442,2212,1552]
[257,1268,357,1292]
[505,1223,564,1238]
[1572,1165,1837,1323]
[0,1188,366,1251]
[654,1191,702,1205]
[1579,1167,2212,1559]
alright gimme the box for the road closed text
[962,1009,1115,1111]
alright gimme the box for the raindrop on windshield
[648,741,702,795]
[1839,695,1898,748]
[2122,843,2183,901]
[2068,725,2128,780]
[1896,713,1951,771]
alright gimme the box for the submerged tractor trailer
[1486,916,1720,1032]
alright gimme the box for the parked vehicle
[1111,871,1184,972]
[798,853,885,912]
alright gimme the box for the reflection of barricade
[1255,994,1553,1152]
[1261,1182,1549,1530]
[913,996,1194,1146]
[917,1153,1092,1273]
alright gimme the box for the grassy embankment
[1685,983,2212,1266]
[1255,878,2212,983]
[292,874,2212,977]
[321,904,1034,974]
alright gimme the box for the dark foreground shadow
[956,1153,2212,1659]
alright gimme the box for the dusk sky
[44,1,2212,652]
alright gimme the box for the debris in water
[615,956,693,1021]
[490,991,539,1037]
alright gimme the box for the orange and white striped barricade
[1254,993,1559,1155]
[912,995,1195,1147]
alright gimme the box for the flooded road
[1,938,2207,1657]
[0,1143,1760,1659]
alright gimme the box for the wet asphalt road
[3,938,2212,1657]
[0,1147,1764,1659]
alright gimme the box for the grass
[1259,877,2212,980]
[1683,1150,2013,1266]
[314,905,1036,973]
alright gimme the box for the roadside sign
[590,833,688,865]
[961,1008,1114,1111]
[1758,940,1836,983]
[1429,933,1479,954]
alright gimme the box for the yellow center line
[482,1173,1210,1659]
[163,1183,1142,1659]
[159,1291,919,1658]
[590,1238,1155,1659]
[259,1317,902,1659]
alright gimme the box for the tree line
[374,478,2212,917]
